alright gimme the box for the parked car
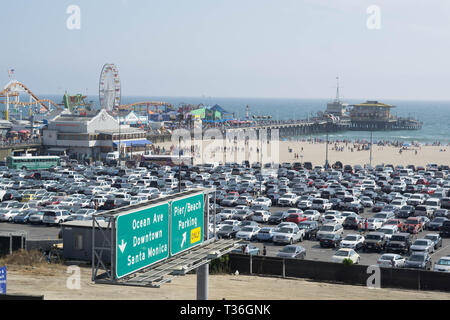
[377,254,406,268]
[410,239,435,254]
[428,217,449,231]
[424,233,443,250]
[297,221,319,240]
[331,249,360,264]
[255,227,275,242]
[320,233,342,248]
[235,226,261,241]
[402,217,424,234]
[339,234,365,250]
[268,211,289,225]
[42,210,71,225]
[404,252,433,270]
[385,233,412,254]
[217,225,240,239]
[433,256,450,272]
[316,223,344,240]
[272,225,305,244]
[276,245,306,259]
[251,210,271,223]
[440,220,450,238]
[363,232,387,252]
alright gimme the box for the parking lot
[0,160,449,273]
[244,206,450,267]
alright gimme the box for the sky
[2,0,450,100]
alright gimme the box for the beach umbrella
[19,130,30,134]
[9,131,18,134]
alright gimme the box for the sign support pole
[196,264,209,300]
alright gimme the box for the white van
[106,152,119,162]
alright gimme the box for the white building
[43,109,151,160]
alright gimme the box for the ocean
[120,96,450,144]
[17,95,450,144]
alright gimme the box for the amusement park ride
[0,63,173,121]
[0,80,60,120]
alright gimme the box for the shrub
[342,258,354,266]
[210,254,230,274]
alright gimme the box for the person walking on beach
[364,219,368,232]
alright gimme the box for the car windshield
[335,250,350,257]
[437,259,450,266]
[298,223,311,229]
[241,227,254,232]
[221,226,233,231]
[390,235,406,242]
[281,246,298,253]
[380,255,394,261]
[320,225,334,232]
[405,219,419,225]
[278,228,294,234]
[344,236,358,241]
[366,234,381,240]
[380,229,394,234]
[408,255,425,262]
[414,240,429,246]
[424,235,438,241]
[272,212,283,217]
[322,233,336,240]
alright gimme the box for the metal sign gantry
[91,188,240,299]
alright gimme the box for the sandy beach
[153,138,449,167]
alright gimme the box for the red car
[402,217,423,234]
[286,213,308,224]
[416,178,429,185]
[384,219,403,230]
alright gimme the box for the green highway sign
[115,202,169,279]
[170,193,204,256]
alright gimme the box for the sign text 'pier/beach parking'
[170,193,204,256]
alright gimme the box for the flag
[8,69,15,78]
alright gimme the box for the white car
[366,218,384,230]
[377,254,406,268]
[434,256,450,272]
[332,249,360,264]
[340,234,365,250]
[278,193,300,206]
[302,209,320,221]
[321,213,345,225]
[42,210,71,225]
[298,200,312,210]
[217,219,240,230]
[235,226,261,241]
[311,198,332,212]
[0,209,17,222]
[316,223,344,240]
[252,210,271,223]
[272,225,305,244]
[378,225,398,240]
[252,197,272,207]
[218,209,237,221]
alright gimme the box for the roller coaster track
[0,80,51,112]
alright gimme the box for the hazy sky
[2,0,450,100]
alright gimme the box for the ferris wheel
[99,63,121,111]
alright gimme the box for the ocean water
[18,95,450,144]
[120,96,450,144]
